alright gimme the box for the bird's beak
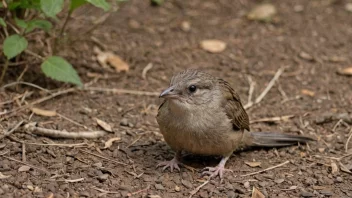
[159,86,175,98]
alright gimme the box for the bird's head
[159,69,219,106]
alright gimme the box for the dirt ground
[1,0,352,197]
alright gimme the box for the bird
[156,69,314,179]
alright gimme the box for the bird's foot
[157,157,181,172]
[201,165,232,179]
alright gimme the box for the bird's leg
[202,155,232,179]
[157,151,182,172]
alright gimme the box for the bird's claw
[157,157,181,172]
[201,166,232,179]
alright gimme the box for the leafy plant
[0,0,123,86]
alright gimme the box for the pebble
[243,181,250,189]
[320,190,333,196]
[181,180,193,189]
[97,174,109,182]
[300,191,315,197]
[155,184,165,190]
[275,178,285,184]
[120,118,129,126]
[336,177,343,182]
[175,185,180,192]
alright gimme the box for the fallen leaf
[46,192,54,198]
[337,67,352,76]
[27,185,34,191]
[251,187,265,198]
[0,172,11,179]
[18,165,31,172]
[106,53,129,72]
[31,107,57,117]
[200,39,226,53]
[103,137,121,149]
[96,118,113,132]
[299,51,314,61]
[318,148,325,153]
[301,89,315,97]
[289,186,297,190]
[94,46,129,72]
[339,162,352,174]
[247,4,277,22]
[331,162,338,174]
[245,161,262,167]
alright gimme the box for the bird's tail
[246,132,314,147]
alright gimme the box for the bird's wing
[218,79,250,131]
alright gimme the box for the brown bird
[156,69,314,178]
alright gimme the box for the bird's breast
[157,102,236,156]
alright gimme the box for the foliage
[0,0,123,86]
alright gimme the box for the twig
[0,155,49,174]
[93,187,120,194]
[84,87,159,96]
[241,160,290,177]
[126,135,143,148]
[250,115,295,124]
[23,123,107,139]
[1,81,51,93]
[345,127,352,152]
[142,63,153,79]
[277,81,288,101]
[64,178,85,183]
[189,180,209,198]
[245,75,255,106]
[244,67,285,109]
[24,50,45,60]
[2,88,76,116]
[313,153,352,161]
[22,143,26,162]
[0,120,24,140]
[7,136,87,147]
[129,185,151,196]
[79,149,128,166]
[57,113,89,130]
[0,59,9,86]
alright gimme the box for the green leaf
[86,0,110,11]
[15,18,28,29]
[40,0,64,18]
[26,20,52,33]
[41,56,83,86]
[70,0,87,13]
[151,0,164,6]
[3,34,28,60]
[0,18,6,27]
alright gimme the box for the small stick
[241,160,290,177]
[79,149,128,166]
[246,75,255,106]
[24,123,107,139]
[345,127,352,152]
[7,136,87,147]
[93,187,120,194]
[0,120,24,140]
[57,113,89,130]
[254,67,285,104]
[1,155,49,174]
[129,185,151,196]
[22,143,26,162]
[142,63,153,79]
[1,81,51,94]
[250,115,295,124]
[189,180,209,198]
[126,135,143,148]
[332,119,343,132]
[84,87,159,96]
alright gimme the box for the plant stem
[0,59,9,86]
[53,11,72,54]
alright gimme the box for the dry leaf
[251,187,265,198]
[18,165,31,172]
[148,195,161,198]
[339,162,352,174]
[301,89,315,97]
[104,137,121,149]
[31,107,57,117]
[46,192,54,198]
[331,162,339,174]
[200,40,226,53]
[96,118,113,132]
[337,67,352,76]
[94,46,129,72]
[245,161,262,167]
[289,186,297,190]
[247,4,277,21]
[0,172,11,179]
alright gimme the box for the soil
[1,0,352,197]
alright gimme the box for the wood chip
[200,40,226,53]
[94,46,129,72]
[96,118,113,132]
[18,165,31,172]
[301,89,315,97]
[337,67,352,76]
[104,137,121,149]
[247,3,277,21]
[245,161,262,167]
[0,172,11,179]
[251,187,265,198]
[31,107,57,117]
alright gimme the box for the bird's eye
[188,85,197,93]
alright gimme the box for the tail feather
[249,132,315,147]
